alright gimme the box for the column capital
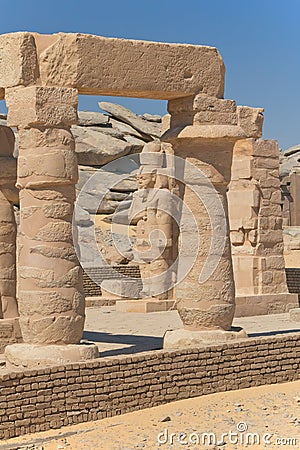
[6,86,78,128]
[165,93,264,143]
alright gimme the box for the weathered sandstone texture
[116,141,178,312]
[0,31,297,357]
[0,124,22,351]
[0,32,225,99]
[3,86,98,365]
[163,94,264,336]
[228,139,298,315]
[0,125,18,318]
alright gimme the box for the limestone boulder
[78,111,109,126]
[72,125,140,166]
[99,102,162,138]
[110,176,137,192]
[279,145,300,178]
[74,205,93,227]
[108,117,148,140]
[95,228,134,264]
[142,113,162,123]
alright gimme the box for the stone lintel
[0,32,225,99]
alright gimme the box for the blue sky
[1,0,299,150]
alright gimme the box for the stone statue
[129,142,177,300]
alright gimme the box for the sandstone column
[0,125,18,319]
[0,125,22,352]
[163,94,263,348]
[4,86,98,367]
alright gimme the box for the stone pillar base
[0,318,22,353]
[116,299,175,313]
[235,293,299,317]
[5,343,99,369]
[163,327,248,349]
[289,308,300,321]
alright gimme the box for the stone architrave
[163,94,264,347]
[228,138,298,316]
[4,86,98,367]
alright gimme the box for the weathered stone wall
[227,139,298,315]
[0,332,299,439]
[228,139,287,296]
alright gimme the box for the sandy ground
[0,310,299,448]
[0,381,299,450]
[83,308,300,357]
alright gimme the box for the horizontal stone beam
[0,32,225,100]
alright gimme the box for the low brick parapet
[0,332,299,439]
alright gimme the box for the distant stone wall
[283,227,300,269]
[83,265,141,297]
[0,332,299,439]
[286,268,300,298]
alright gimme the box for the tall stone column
[163,94,264,348]
[0,125,22,352]
[4,86,98,367]
[0,125,18,319]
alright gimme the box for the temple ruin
[0,30,299,440]
[0,31,299,364]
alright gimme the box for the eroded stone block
[0,32,39,88]
[6,86,78,128]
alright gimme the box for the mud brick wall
[286,268,300,298]
[0,332,299,440]
[83,265,141,297]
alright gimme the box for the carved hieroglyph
[6,86,85,345]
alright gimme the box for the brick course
[83,266,142,297]
[0,332,299,439]
[286,268,300,298]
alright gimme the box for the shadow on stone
[248,328,300,338]
[83,330,163,357]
